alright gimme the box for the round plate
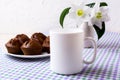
[5,52,50,58]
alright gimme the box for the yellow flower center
[96,12,102,19]
[77,9,84,17]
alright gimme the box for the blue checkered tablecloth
[0,32,120,80]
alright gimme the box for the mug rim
[50,28,83,34]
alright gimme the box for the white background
[0,0,119,34]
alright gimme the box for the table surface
[0,32,120,80]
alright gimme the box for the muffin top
[6,38,22,47]
[21,39,42,49]
[31,32,46,44]
[15,34,30,44]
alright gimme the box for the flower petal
[69,12,77,19]
[94,21,102,29]
[101,14,110,22]
[68,3,97,26]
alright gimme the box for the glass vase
[80,22,97,48]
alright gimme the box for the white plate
[5,52,50,58]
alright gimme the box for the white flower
[90,2,110,29]
[69,3,92,26]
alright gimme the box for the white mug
[50,28,97,74]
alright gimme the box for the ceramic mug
[50,28,97,74]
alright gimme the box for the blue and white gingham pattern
[0,32,120,80]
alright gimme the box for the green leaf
[93,22,105,40]
[86,3,95,8]
[86,2,108,8]
[59,7,71,28]
[100,2,108,7]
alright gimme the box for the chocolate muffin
[31,32,46,44]
[15,34,30,44]
[5,38,23,54]
[42,36,50,53]
[21,39,42,55]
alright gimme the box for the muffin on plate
[21,39,42,55]
[5,34,30,54]
[42,36,50,53]
[31,32,46,44]
[5,38,23,54]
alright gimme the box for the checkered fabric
[0,32,120,80]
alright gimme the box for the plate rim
[5,52,50,58]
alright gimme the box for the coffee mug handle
[83,37,97,64]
